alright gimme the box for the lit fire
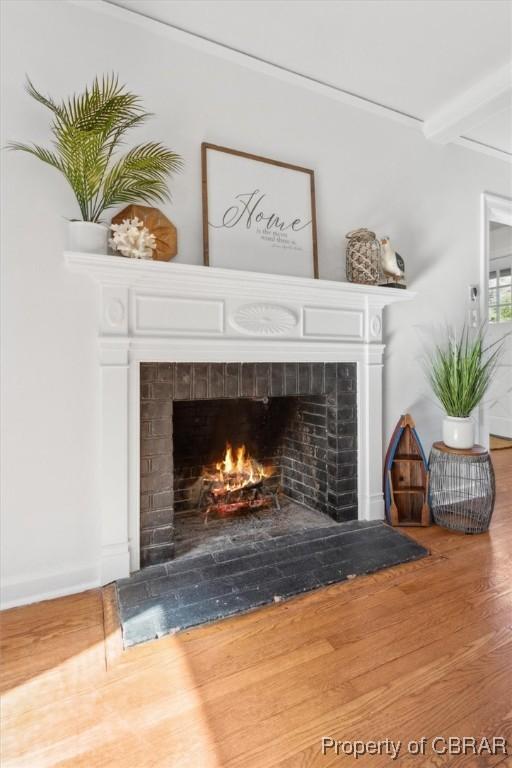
[205,443,272,497]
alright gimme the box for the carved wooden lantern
[111,205,177,262]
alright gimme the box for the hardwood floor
[1,449,511,767]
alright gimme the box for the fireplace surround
[140,362,358,567]
[65,252,414,584]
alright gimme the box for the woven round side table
[428,442,495,534]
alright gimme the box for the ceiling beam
[423,62,512,144]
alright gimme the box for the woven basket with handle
[345,228,381,285]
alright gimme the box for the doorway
[480,193,512,448]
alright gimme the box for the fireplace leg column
[359,349,385,521]
[99,343,131,584]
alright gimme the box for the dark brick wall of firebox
[140,363,357,568]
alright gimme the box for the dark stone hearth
[174,497,338,559]
[116,522,428,646]
[140,362,358,567]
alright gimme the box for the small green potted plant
[428,325,505,449]
[8,75,182,253]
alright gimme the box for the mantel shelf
[64,251,416,307]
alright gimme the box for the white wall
[1,0,511,607]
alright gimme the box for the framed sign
[202,143,318,278]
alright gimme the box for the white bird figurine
[380,237,404,282]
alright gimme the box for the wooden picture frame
[202,143,318,279]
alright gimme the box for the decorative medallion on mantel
[231,303,299,336]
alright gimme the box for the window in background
[489,266,512,323]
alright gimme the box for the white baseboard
[361,493,385,521]
[0,562,100,610]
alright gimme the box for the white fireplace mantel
[65,251,415,584]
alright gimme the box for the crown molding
[69,0,512,164]
[76,0,421,129]
[423,63,512,146]
[454,135,512,164]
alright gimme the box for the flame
[206,443,271,496]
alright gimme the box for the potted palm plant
[8,75,182,253]
[428,325,505,449]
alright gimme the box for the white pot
[443,416,474,449]
[68,221,108,254]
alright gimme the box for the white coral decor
[109,217,156,259]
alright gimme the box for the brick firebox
[140,362,357,568]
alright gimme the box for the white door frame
[479,192,512,447]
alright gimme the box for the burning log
[211,478,263,498]
[200,478,275,521]
[208,497,273,518]
[197,443,278,522]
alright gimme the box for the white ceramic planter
[443,416,474,449]
[68,221,108,254]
